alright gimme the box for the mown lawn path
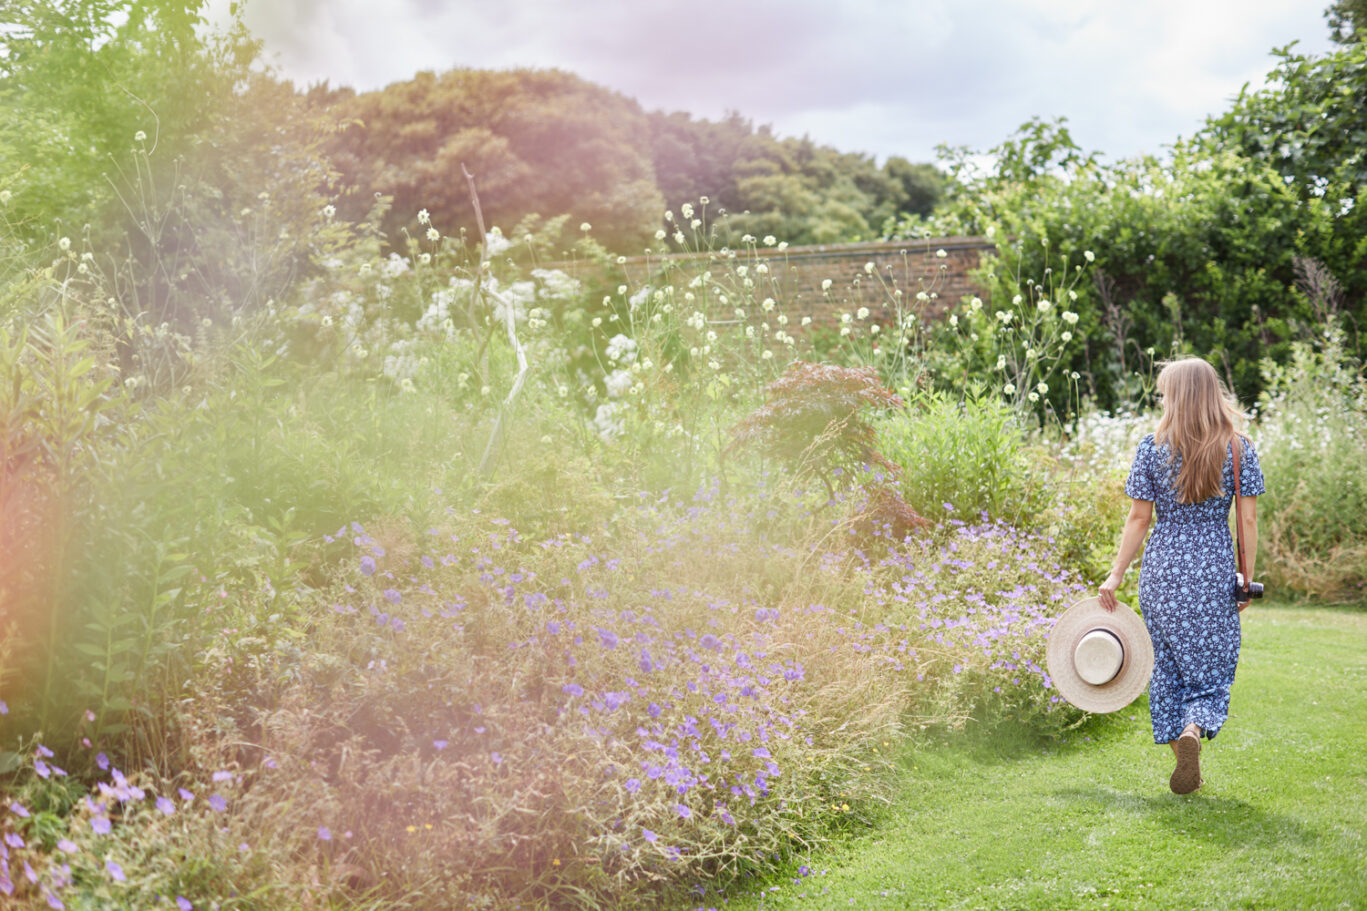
[716,603,1367,910]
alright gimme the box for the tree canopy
[315,68,944,253]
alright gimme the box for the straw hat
[1046,596,1154,714]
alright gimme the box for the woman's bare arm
[1237,495,1257,608]
[1099,499,1155,611]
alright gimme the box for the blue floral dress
[1125,433,1266,744]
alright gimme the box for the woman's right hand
[1098,572,1123,612]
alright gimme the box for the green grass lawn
[712,602,1367,910]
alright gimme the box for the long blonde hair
[1154,357,1247,504]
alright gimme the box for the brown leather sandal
[1170,731,1202,794]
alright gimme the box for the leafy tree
[1326,0,1367,43]
[320,69,665,253]
[928,116,1355,410]
[0,0,222,246]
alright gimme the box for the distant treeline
[308,69,944,253]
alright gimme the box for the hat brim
[1046,596,1154,714]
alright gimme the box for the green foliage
[927,115,1350,409]
[0,1,219,246]
[1254,321,1367,601]
[319,68,666,254]
[318,76,943,254]
[1325,0,1367,45]
[876,388,1049,526]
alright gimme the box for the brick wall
[557,236,995,329]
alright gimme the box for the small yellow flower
[406,825,417,833]
[552,858,561,866]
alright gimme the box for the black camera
[1235,573,1264,601]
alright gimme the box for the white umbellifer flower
[870,324,880,334]
[1012,295,1023,305]
[419,252,431,265]
[400,377,416,393]
[1037,298,1051,312]
[321,315,333,328]
[864,261,875,274]
[763,235,776,246]
[736,265,748,277]
[358,263,372,275]
[1061,330,1073,342]
[841,312,852,324]
[762,349,774,360]
[745,325,755,339]
[970,297,982,311]
[699,196,709,205]
[778,241,788,251]
[706,330,717,343]
[690,218,701,229]
[417,209,430,225]
[821,279,833,291]
[134,130,147,142]
[1070,371,1080,380]
[673,231,685,244]
[1084,250,1095,262]
[426,227,440,243]
[655,229,667,240]
[949,314,959,327]
[605,334,637,364]
[1004,383,1016,395]
[777,313,788,325]
[0,190,10,204]
[762,297,775,311]
[591,317,602,328]
[1062,310,1079,325]
[935,249,947,258]
[681,203,694,219]
[1146,346,1156,357]
[58,237,71,252]
[840,326,851,336]
[916,291,930,302]
[742,234,756,244]
[1025,347,1037,359]
[1029,391,1040,403]
[996,310,1013,324]
[1037,382,1048,394]
[996,355,1007,370]
[801,316,812,327]
[322,204,336,219]
[1068,289,1078,301]
[755,263,768,274]
[856,307,869,320]
[605,369,633,398]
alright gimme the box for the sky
[207,0,1336,165]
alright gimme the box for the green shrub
[876,388,1051,527]
[1254,324,1367,602]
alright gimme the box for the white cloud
[216,0,1336,163]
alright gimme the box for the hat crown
[1074,629,1124,685]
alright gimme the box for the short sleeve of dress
[1236,435,1266,497]
[1125,434,1157,501]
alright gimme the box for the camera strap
[1232,436,1250,600]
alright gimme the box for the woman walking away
[1098,357,1265,794]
